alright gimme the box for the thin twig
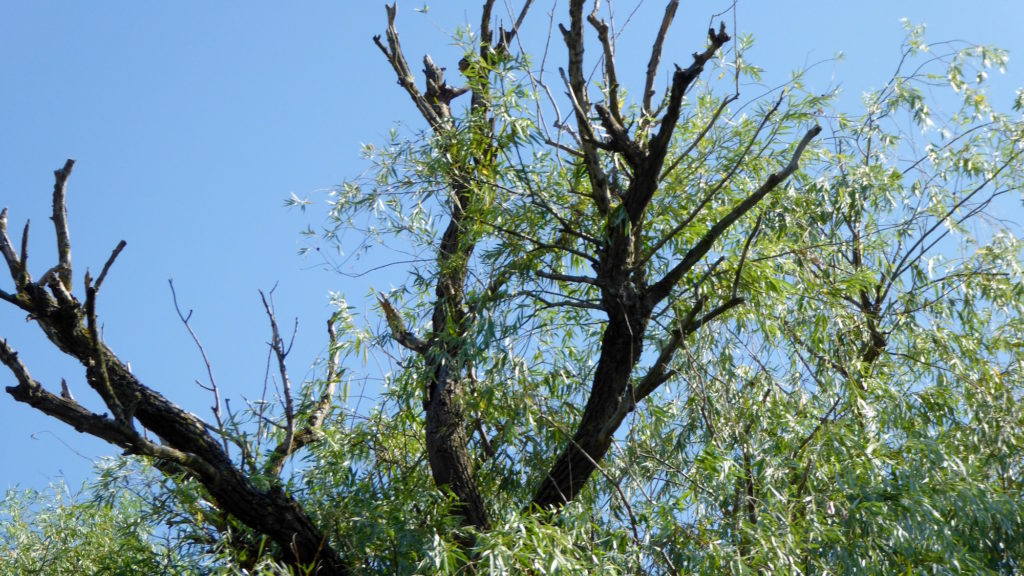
[261,288,296,476]
[169,279,229,453]
[660,93,739,181]
[731,213,763,298]
[646,123,821,308]
[95,240,127,292]
[642,91,785,270]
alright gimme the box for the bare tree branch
[480,0,496,45]
[587,9,623,128]
[594,103,641,166]
[1,337,219,477]
[0,161,352,573]
[536,269,601,286]
[19,220,30,285]
[562,0,612,214]
[51,159,75,290]
[500,0,534,51]
[642,0,680,117]
[650,22,731,156]
[170,279,230,454]
[94,240,127,292]
[626,23,731,224]
[261,289,297,477]
[0,288,26,310]
[373,4,445,129]
[84,271,126,423]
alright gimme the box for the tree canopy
[2,2,1023,574]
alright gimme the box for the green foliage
[0,460,308,575]
[6,15,1024,576]
[0,479,180,575]
[307,22,1023,573]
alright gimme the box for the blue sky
[2,2,1022,491]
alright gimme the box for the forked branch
[265,315,342,476]
[260,289,299,477]
[373,4,446,128]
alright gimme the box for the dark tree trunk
[533,297,648,508]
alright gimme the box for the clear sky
[2,1,1022,492]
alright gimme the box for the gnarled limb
[0,161,352,576]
